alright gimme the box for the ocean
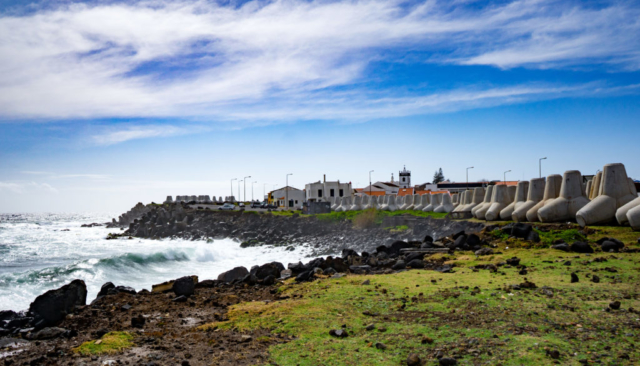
[0,213,314,311]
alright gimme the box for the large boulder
[217,267,249,283]
[252,262,285,280]
[29,279,87,327]
[570,241,594,253]
[172,276,196,297]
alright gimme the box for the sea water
[0,213,316,311]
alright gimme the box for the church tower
[399,166,411,188]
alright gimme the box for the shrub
[352,209,378,229]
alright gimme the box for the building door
[289,199,294,208]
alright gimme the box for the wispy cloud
[20,171,111,180]
[0,181,58,194]
[0,0,638,122]
[91,124,208,145]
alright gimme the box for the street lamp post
[243,176,251,203]
[539,157,547,178]
[369,170,374,197]
[504,170,511,183]
[466,166,474,191]
[231,178,237,198]
[238,180,242,203]
[286,173,293,210]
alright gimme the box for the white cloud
[91,124,207,145]
[0,0,637,121]
[0,182,58,194]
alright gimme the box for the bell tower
[399,165,411,188]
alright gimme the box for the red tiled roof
[362,191,386,196]
[397,188,415,196]
[494,181,519,186]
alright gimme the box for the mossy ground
[73,332,134,356]
[201,228,640,365]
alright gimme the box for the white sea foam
[0,213,317,311]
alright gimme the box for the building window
[330,189,335,197]
[339,189,344,197]
[295,200,298,204]
[402,177,406,182]
[318,189,323,197]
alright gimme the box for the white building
[305,175,352,202]
[268,186,305,210]
[360,181,400,195]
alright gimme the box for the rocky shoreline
[3,203,639,365]
[107,202,486,256]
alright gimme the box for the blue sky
[0,0,639,213]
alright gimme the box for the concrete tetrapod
[378,196,387,210]
[435,194,454,213]
[349,195,363,211]
[416,194,430,211]
[423,194,440,212]
[397,195,408,210]
[585,180,592,200]
[589,171,602,199]
[337,197,352,212]
[368,196,378,210]
[617,197,640,226]
[452,193,459,209]
[460,188,484,213]
[473,186,494,219]
[413,195,426,211]
[500,181,529,220]
[576,163,637,226]
[362,194,371,210]
[332,197,343,211]
[538,170,590,223]
[485,185,511,221]
[164,196,173,204]
[512,178,545,222]
[452,191,468,213]
[382,195,398,212]
[401,195,414,210]
[615,178,640,225]
[525,174,562,222]
[627,204,640,231]
[507,186,517,203]
[410,194,419,210]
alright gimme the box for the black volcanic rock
[29,279,87,328]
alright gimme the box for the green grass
[535,228,586,246]
[199,237,640,365]
[73,332,134,356]
[314,209,447,226]
[387,225,409,233]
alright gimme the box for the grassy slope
[203,230,640,365]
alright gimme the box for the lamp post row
[228,158,550,205]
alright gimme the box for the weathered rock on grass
[570,241,594,253]
[439,357,457,366]
[406,353,421,366]
[609,300,621,310]
[571,273,579,283]
[329,329,348,338]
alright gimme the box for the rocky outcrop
[107,202,153,228]
[29,279,87,328]
[111,203,485,255]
